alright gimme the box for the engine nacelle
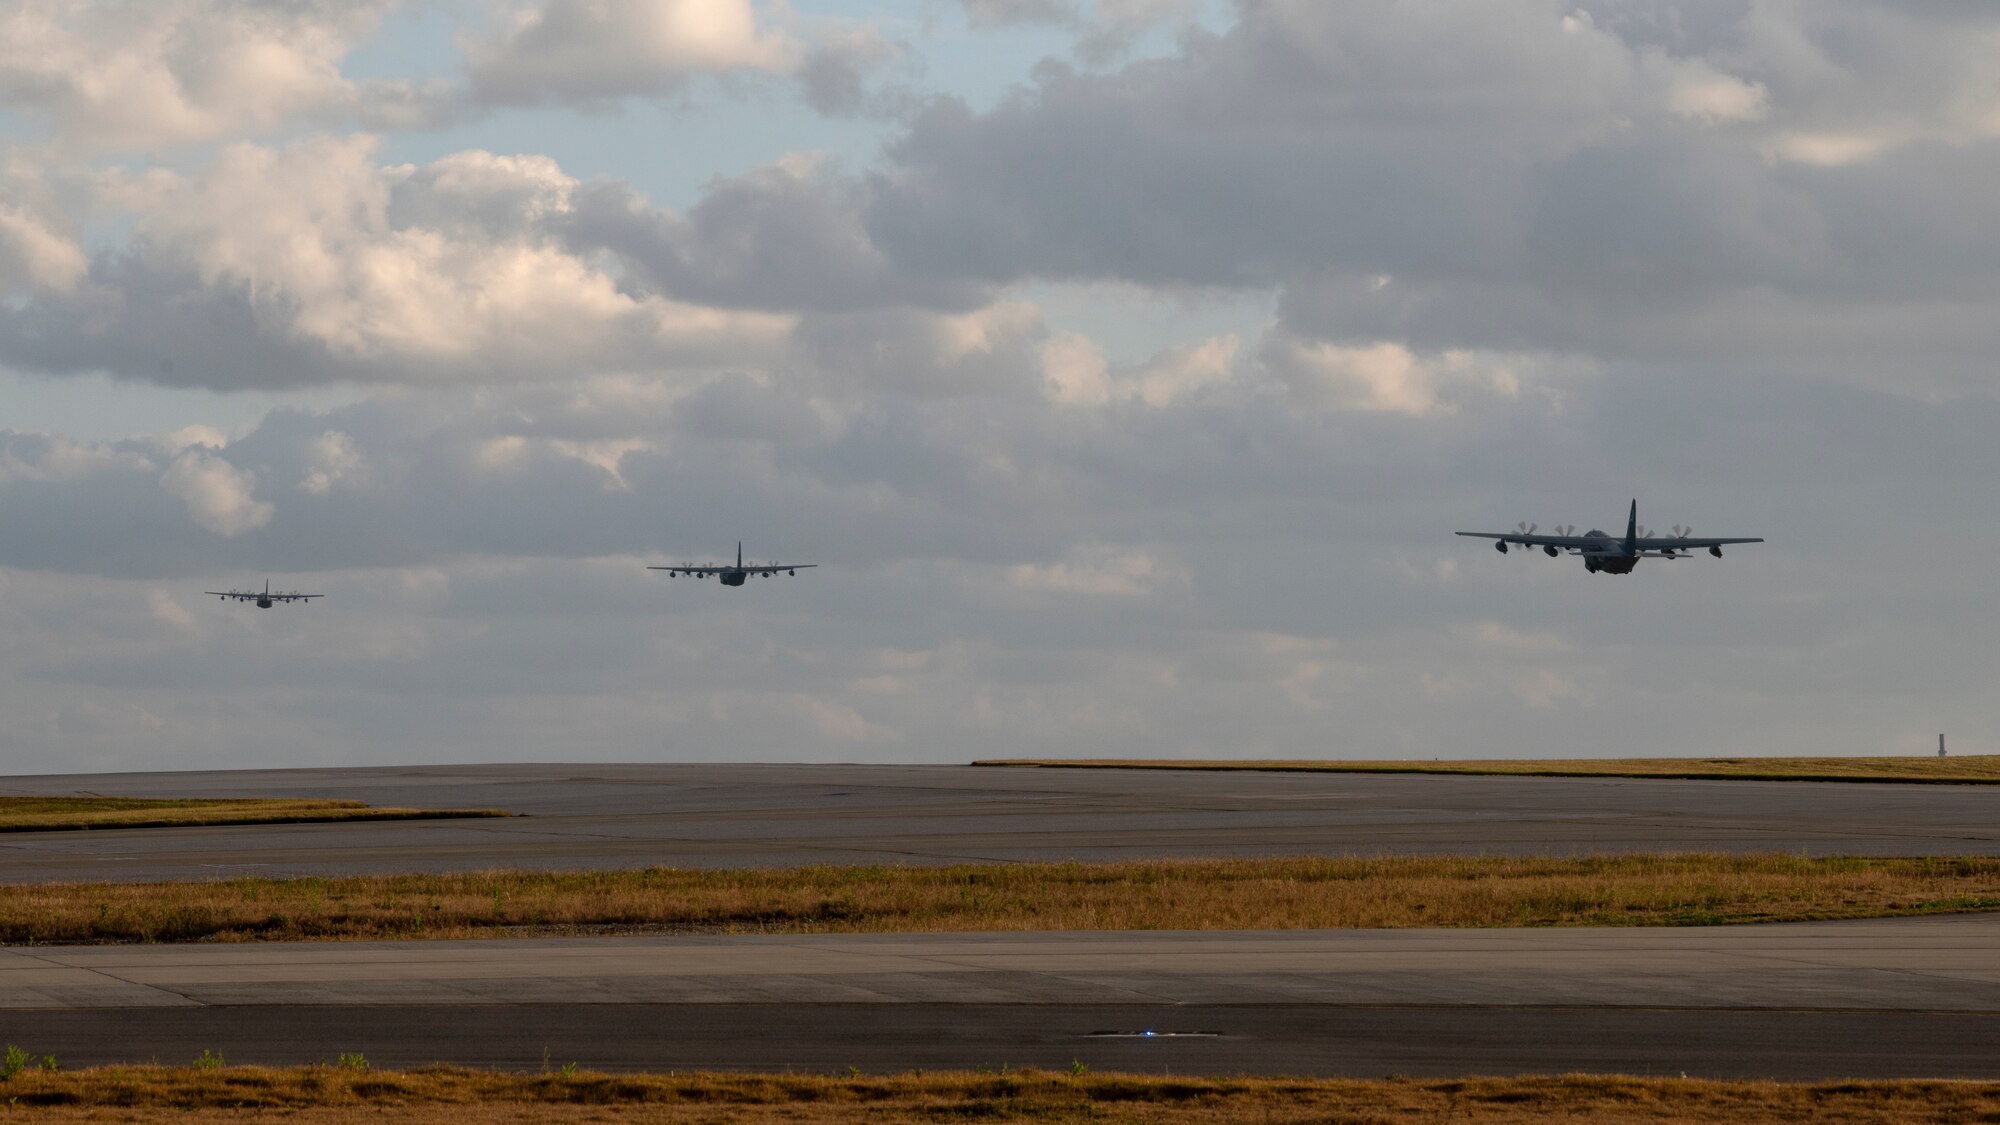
[1709,545,1722,558]
[1543,544,1558,557]
[1495,540,1508,554]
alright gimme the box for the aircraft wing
[649,564,816,575]
[204,591,254,600]
[1454,532,1605,550]
[270,593,323,601]
[1632,537,1764,550]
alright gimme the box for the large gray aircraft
[649,543,815,587]
[205,580,323,608]
[1457,501,1763,574]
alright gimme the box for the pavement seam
[0,945,207,1008]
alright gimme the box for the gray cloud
[961,0,1077,27]
[3,359,1997,771]
[864,1,2000,387]
[797,29,907,117]
[8,1,2000,773]
[564,160,989,315]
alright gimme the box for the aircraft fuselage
[256,597,274,608]
[1573,530,1637,574]
[720,571,747,587]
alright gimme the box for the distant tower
[1939,733,1947,758]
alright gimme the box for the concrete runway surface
[4,917,1998,1078]
[4,763,1997,1078]
[2,762,1998,882]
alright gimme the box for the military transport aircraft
[205,580,323,608]
[649,543,815,587]
[1457,501,1763,574]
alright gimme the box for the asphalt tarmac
[5,918,1997,1078]
[3,762,1998,882]
[5,763,1997,1078]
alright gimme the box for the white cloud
[1041,332,1237,406]
[546,438,652,491]
[161,425,228,453]
[1648,54,1767,124]
[299,430,363,495]
[793,301,1045,396]
[0,201,84,291]
[1768,131,1891,168]
[1128,335,1236,406]
[0,0,405,151]
[789,694,901,744]
[159,448,271,537]
[1039,331,1110,405]
[1,138,793,388]
[139,137,628,363]
[1268,340,1525,416]
[1004,546,1187,598]
[465,0,797,105]
[0,432,152,484]
[145,588,199,631]
[1457,621,1567,656]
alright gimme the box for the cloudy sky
[1,0,1995,774]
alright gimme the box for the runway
[2,762,1998,882]
[5,763,1997,1078]
[5,917,1997,1078]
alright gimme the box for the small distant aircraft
[649,543,815,587]
[1457,500,1763,574]
[204,580,323,608]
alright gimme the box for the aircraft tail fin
[1624,500,1638,554]
[738,541,743,568]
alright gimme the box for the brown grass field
[0,796,509,833]
[975,754,2000,783]
[5,854,1996,944]
[0,1066,1995,1123]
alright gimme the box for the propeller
[1516,522,1537,536]
[1672,525,1691,538]
[1557,524,1576,536]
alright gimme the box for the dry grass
[0,1065,1996,1123]
[4,854,1997,944]
[976,755,2000,783]
[0,796,509,833]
